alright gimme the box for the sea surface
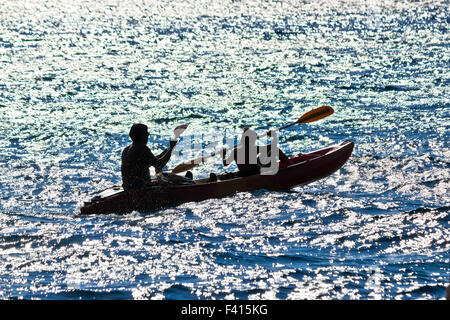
[0,0,449,300]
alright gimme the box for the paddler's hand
[169,139,177,149]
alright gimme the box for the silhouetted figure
[222,127,289,177]
[121,124,176,190]
[446,284,450,300]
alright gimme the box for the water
[0,0,449,299]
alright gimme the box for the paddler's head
[129,123,149,144]
[241,127,257,147]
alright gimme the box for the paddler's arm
[154,140,177,171]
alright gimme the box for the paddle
[170,106,334,174]
[167,124,188,151]
[172,124,189,141]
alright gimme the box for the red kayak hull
[80,140,354,215]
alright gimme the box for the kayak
[80,140,354,215]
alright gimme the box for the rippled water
[0,0,449,299]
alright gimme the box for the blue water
[0,0,449,300]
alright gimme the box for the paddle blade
[297,106,334,124]
[171,161,198,174]
[173,124,188,139]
